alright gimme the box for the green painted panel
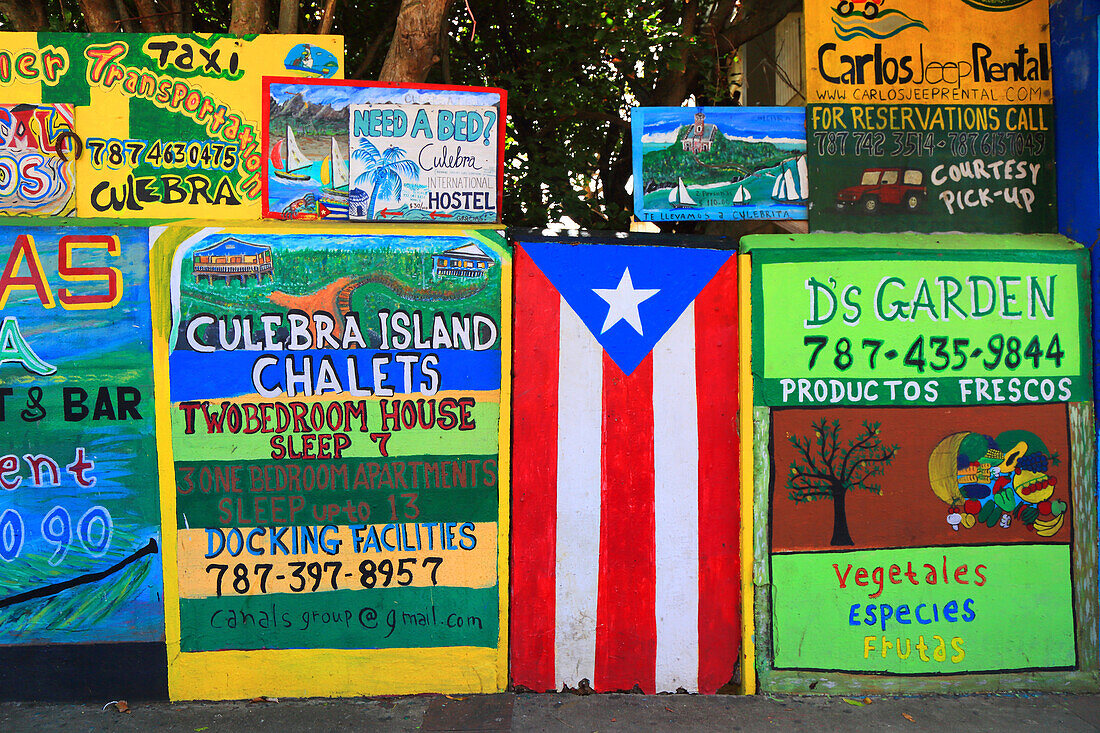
[175,456,499,527]
[771,545,1075,673]
[806,103,1056,234]
[179,585,498,651]
[750,245,1091,406]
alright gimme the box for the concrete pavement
[1,691,1098,732]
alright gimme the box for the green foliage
[443,0,739,229]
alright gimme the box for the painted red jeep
[836,0,884,19]
[835,167,926,214]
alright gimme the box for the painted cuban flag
[510,237,741,694]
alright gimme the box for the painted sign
[263,80,504,223]
[0,104,78,217]
[745,232,1098,692]
[0,32,342,220]
[750,235,1090,407]
[771,404,1075,673]
[804,1,1055,233]
[0,224,164,695]
[510,234,741,694]
[153,222,509,699]
[631,107,807,222]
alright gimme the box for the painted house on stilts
[192,238,275,285]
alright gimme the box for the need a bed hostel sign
[262,80,505,223]
[805,1,1055,233]
[0,32,342,220]
[154,223,509,699]
[748,234,1098,691]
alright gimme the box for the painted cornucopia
[928,431,1067,537]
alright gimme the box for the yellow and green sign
[750,236,1090,406]
[0,32,342,220]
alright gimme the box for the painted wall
[150,222,510,700]
[805,1,1055,234]
[0,221,165,700]
[0,32,342,220]
[745,233,1099,693]
[509,233,741,694]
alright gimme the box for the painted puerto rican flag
[511,237,741,694]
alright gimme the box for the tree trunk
[0,0,45,30]
[229,0,268,34]
[278,0,298,33]
[317,0,336,34]
[77,0,119,32]
[830,486,854,546]
[378,0,453,82]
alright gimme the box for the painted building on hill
[192,238,274,284]
[432,243,495,278]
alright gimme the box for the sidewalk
[1,691,1098,732]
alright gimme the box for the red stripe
[693,255,741,693]
[509,246,560,692]
[594,353,657,692]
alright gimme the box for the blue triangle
[521,241,733,374]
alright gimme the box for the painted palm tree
[352,139,421,218]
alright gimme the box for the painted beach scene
[631,106,807,221]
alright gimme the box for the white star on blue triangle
[593,268,660,335]
[521,241,734,374]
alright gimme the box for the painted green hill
[642,125,791,188]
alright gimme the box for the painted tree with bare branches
[786,419,898,547]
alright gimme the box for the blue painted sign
[631,107,807,222]
[0,225,162,644]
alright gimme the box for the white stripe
[652,302,700,692]
[554,298,604,689]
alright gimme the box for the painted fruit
[1037,500,1052,515]
[962,513,976,529]
[964,499,981,515]
[1015,469,1054,503]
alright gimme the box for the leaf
[903,713,915,722]
[863,697,872,704]
[842,698,864,706]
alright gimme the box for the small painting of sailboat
[668,177,700,208]
[771,155,809,203]
[271,126,311,181]
[320,137,349,203]
[732,183,752,204]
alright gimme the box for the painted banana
[1033,514,1065,537]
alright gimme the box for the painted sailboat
[320,137,349,204]
[668,177,700,208]
[732,183,752,204]
[271,126,311,181]
[771,154,809,203]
